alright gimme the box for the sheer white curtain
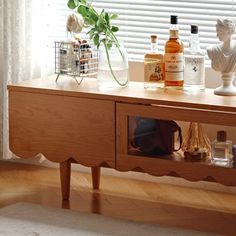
[0,0,62,159]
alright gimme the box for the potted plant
[67,0,129,87]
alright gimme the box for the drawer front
[116,102,236,186]
[9,91,115,167]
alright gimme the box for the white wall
[7,63,236,193]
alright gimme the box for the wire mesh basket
[54,41,98,84]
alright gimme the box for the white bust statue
[207,18,236,95]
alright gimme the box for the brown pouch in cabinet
[132,117,182,155]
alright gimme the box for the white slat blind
[89,0,235,62]
[42,0,235,65]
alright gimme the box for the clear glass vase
[97,42,129,89]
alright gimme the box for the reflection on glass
[212,159,233,168]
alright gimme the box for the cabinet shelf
[128,149,234,169]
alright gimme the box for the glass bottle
[184,25,205,90]
[233,144,236,168]
[164,15,184,88]
[181,122,211,161]
[211,130,232,164]
[144,35,165,89]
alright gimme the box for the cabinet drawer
[9,91,115,167]
[116,102,236,186]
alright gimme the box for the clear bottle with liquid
[211,130,232,164]
[144,35,165,89]
[164,15,184,88]
[184,25,205,90]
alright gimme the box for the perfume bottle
[211,130,232,163]
[233,144,236,168]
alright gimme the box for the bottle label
[214,148,225,159]
[144,60,165,82]
[169,30,179,38]
[184,55,205,85]
[164,53,184,81]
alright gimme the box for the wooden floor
[0,160,236,235]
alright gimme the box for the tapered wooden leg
[91,192,101,214]
[91,167,101,190]
[60,160,71,200]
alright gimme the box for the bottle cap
[171,15,178,24]
[150,35,157,43]
[191,25,198,34]
[217,130,227,142]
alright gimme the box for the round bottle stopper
[150,35,157,43]
[217,130,227,142]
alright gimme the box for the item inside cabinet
[129,116,182,157]
[181,122,211,161]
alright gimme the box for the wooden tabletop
[7,75,236,113]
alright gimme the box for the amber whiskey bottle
[144,35,165,89]
[164,15,184,88]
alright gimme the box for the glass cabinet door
[116,102,236,186]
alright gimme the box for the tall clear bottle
[144,35,165,89]
[164,15,184,88]
[184,25,205,90]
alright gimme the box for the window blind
[89,0,235,62]
[43,0,236,64]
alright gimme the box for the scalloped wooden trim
[10,149,114,169]
[118,165,236,186]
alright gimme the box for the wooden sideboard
[8,76,236,200]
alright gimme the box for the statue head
[216,18,236,42]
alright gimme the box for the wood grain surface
[0,161,236,236]
[7,76,236,113]
[9,90,115,167]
